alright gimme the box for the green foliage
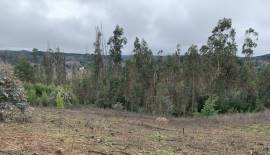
[211,93,263,113]
[14,57,34,82]
[257,64,270,107]
[201,96,219,116]
[242,28,258,57]
[107,25,127,65]
[24,83,53,106]
[40,91,50,106]
[10,18,268,117]
[24,83,77,107]
[56,89,64,109]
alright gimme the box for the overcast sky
[0,0,269,56]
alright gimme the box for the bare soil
[1,107,270,155]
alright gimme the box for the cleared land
[0,107,270,155]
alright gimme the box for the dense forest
[7,18,270,117]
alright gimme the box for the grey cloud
[0,0,269,56]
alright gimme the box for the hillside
[0,50,93,67]
[0,107,270,154]
[0,50,269,68]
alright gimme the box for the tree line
[14,18,270,116]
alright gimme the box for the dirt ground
[0,107,270,155]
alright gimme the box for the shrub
[214,93,263,113]
[14,58,34,82]
[24,83,78,108]
[24,83,54,106]
[201,95,219,116]
[40,92,50,106]
[26,88,36,105]
[56,90,64,109]
[0,62,30,122]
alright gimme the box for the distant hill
[0,50,269,68]
[253,54,270,68]
[0,50,93,67]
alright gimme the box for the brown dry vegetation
[0,107,270,155]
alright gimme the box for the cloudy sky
[0,0,269,56]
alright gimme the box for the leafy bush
[0,62,30,122]
[56,90,64,109]
[24,83,78,107]
[201,95,219,116]
[40,92,50,106]
[24,83,54,106]
[14,58,34,82]
[257,64,270,108]
[214,93,263,113]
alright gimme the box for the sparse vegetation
[0,16,269,154]
[0,107,269,154]
[6,18,269,117]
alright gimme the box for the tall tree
[107,25,127,66]
[93,27,104,80]
[202,18,238,95]
[54,48,66,85]
[239,28,259,109]
[43,49,54,85]
[133,38,154,112]
[166,44,184,116]
[31,48,42,83]
[184,45,201,112]
[242,28,258,58]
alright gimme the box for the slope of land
[0,50,269,69]
[0,107,270,155]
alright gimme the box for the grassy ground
[0,107,270,155]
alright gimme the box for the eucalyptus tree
[132,38,155,112]
[43,49,54,85]
[184,45,201,112]
[239,28,259,110]
[107,25,127,67]
[201,18,238,95]
[242,28,258,58]
[93,27,104,80]
[54,48,66,85]
[104,25,127,108]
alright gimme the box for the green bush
[26,88,37,105]
[56,90,64,109]
[214,93,263,113]
[24,83,54,106]
[201,95,219,116]
[40,92,50,106]
[24,83,78,107]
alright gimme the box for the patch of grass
[147,130,175,142]
[241,124,270,135]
